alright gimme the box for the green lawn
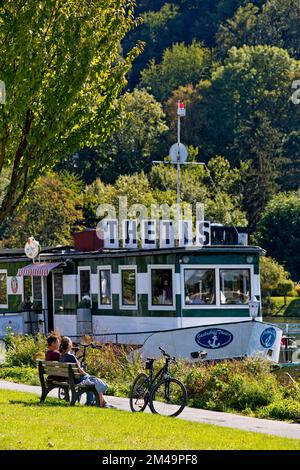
[0,390,300,450]
[263,297,300,317]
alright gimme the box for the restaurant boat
[0,224,282,362]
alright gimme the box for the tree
[216,3,260,57]
[124,0,266,88]
[82,155,248,229]
[195,45,300,227]
[216,0,300,59]
[149,155,248,226]
[0,0,140,226]
[2,172,83,247]
[59,89,168,183]
[260,256,290,297]
[140,42,212,101]
[164,84,202,147]
[124,3,180,88]
[255,192,300,280]
[83,173,156,227]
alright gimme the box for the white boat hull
[137,320,282,363]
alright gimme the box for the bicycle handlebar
[159,346,176,362]
[74,342,98,349]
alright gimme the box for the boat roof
[0,244,266,263]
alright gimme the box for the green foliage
[140,42,212,101]
[0,365,39,385]
[82,156,248,228]
[2,342,300,423]
[195,45,300,227]
[5,333,46,367]
[217,0,300,60]
[95,89,168,181]
[149,156,248,226]
[255,192,300,279]
[263,296,300,317]
[184,358,279,412]
[257,399,300,421]
[216,3,261,57]
[124,0,265,88]
[2,172,83,247]
[260,256,290,296]
[275,280,296,298]
[59,89,168,184]
[86,343,142,386]
[2,389,300,450]
[0,0,140,225]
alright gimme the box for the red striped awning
[17,262,63,277]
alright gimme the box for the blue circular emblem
[260,327,276,348]
[195,328,233,349]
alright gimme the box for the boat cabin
[0,226,264,344]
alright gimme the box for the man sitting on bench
[45,334,61,361]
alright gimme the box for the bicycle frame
[146,357,172,392]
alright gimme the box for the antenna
[152,100,240,237]
[152,100,205,220]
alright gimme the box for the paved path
[1,380,300,440]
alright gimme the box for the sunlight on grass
[0,390,300,450]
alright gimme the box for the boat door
[42,275,54,333]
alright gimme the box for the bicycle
[129,347,187,417]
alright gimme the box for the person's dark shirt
[59,353,78,364]
[45,350,60,361]
[45,350,62,382]
[59,353,82,383]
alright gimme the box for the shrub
[0,365,39,385]
[258,399,300,421]
[184,358,279,412]
[5,333,47,367]
[86,343,143,384]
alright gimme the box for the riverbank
[263,297,300,317]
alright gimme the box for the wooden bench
[38,360,100,406]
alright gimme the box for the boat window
[151,269,173,306]
[0,272,7,305]
[99,269,111,306]
[79,269,90,300]
[184,269,215,305]
[220,269,250,305]
[53,272,63,300]
[121,269,136,307]
[32,276,42,301]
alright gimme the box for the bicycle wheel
[58,387,66,400]
[149,378,187,417]
[129,373,150,412]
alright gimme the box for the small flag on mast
[177,100,186,117]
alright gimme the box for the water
[264,317,300,362]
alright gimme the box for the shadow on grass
[283,299,300,317]
[8,399,70,407]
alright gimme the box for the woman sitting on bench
[59,336,115,408]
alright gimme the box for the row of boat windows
[84,267,251,308]
[0,268,251,308]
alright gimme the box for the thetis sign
[99,219,211,249]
